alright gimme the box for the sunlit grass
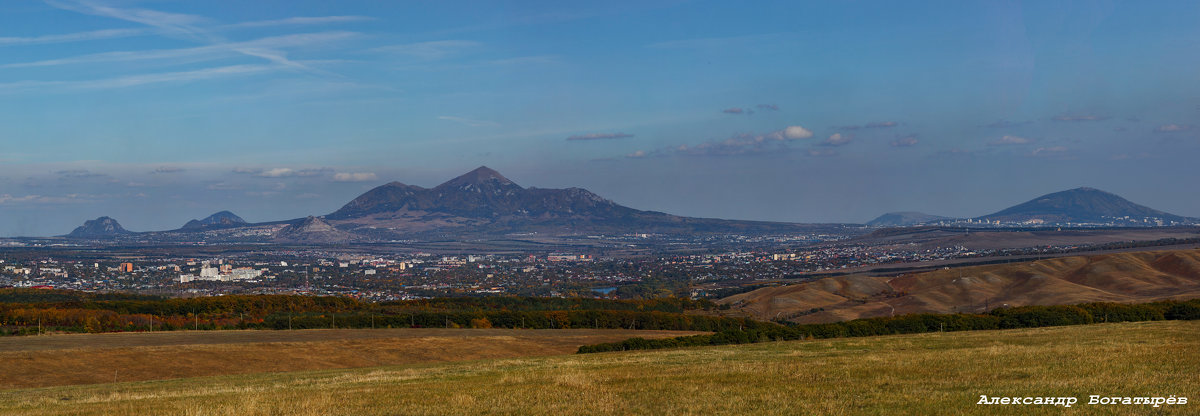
[0,321,1196,415]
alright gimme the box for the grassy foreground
[1,321,1197,415]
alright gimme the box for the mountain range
[60,170,1196,242]
[62,167,826,242]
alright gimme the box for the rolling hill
[866,211,952,226]
[721,248,1200,323]
[977,187,1190,224]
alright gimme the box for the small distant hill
[720,249,1200,324]
[180,211,246,230]
[273,216,353,243]
[65,217,131,238]
[866,212,951,227]
[978,187,1190,224]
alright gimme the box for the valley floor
[0,321,1195,415]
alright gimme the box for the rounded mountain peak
[435,166,521,190]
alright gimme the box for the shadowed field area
[0,320,1195,415]
[0,328,702,389]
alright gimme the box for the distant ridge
[978,187,1190,224]
[66,216,130,238]
[866,212,951,227]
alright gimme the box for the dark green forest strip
[577,299,1200,353]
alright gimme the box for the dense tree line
[577,299,1200,353]
[0,288,733,336]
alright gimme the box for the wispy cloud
[2,31,361,69]
[891,134,919,147]
[989,135,1030,145]
[485,55,558,66]
[55,169,105,178]
[1153,123,1193,133]
[566,132,634,141]
[0,64,278,93]
[629,125,815,158]
[820,133,852,147]
[0,193,93,205]
[1051,113,1110,122]
[372,40,481,60]
[805,148,837,157]
[647,33,783,49]
[756,104,779,111]
[333,172,378,182]
[0,28,145,46]
[150,166,184,174]
[1030,146,1068,157]
[221,16,375,30]
[982,119,1031,128]
[45,0,333,75]
[438,116,501,127]
[257,167,329,178]
[841,121,899,130]
[722,108,745,115]
[45,0,211,41]
[233,167,330,178]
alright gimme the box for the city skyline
[2,0,1199,236]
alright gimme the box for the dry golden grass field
[0,328,702,389]
[0,320,1195,415]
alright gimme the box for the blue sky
[1,0,1198,236]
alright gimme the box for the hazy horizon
[2,1,1199,236]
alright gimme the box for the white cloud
[821,133,852,146]
[333,172,378,182]
[626,150,647,159]
[783,126,813,140]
